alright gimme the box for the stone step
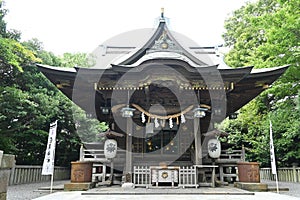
[64,182,95,191]
[234,182,268,192]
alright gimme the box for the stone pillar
[194,118,202,165]
[0,151,16,200]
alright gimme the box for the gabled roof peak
[147,30,182,54]
[118,12,209,66]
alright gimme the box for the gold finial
[161,7,164,18]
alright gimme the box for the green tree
[222,0,300,167]
[0,0,7,37]
[0,64,108,166]
[22,38,96,68]
[0,1,40,85]
[22,38,62,66]
[0,38,41,85]
[60,52,95,68]
[0,2,104,166]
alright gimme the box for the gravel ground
[261,179,300,198]
[7,180,68,200]
[7,180,300,200]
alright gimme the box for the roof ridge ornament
[160,7,165,21]
[147,30,182,54]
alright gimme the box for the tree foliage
[222,0,300,167]
[22,38,95,67]
[0,1,106,166]
[60,52,96,68]
[0,62,108,166]
[22,38,62,66]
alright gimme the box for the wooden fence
[179,166,197,188]
[133,166,151,187]
[260,167,300,182]
[133,165,198,188]
[9,165,70,185]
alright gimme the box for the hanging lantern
[121,106,135,118]
[104,139,118,159]
[208,138,221,158]
[193,107,207,118]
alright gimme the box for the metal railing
[9,165,70,185]
[260,167,300,182]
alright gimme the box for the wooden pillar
[124,117,133,182]
[194,118,202,165]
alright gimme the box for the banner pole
[41,120,58,193]
[50,173,54,193]
[269,120,279,193]
[275,171,279,193]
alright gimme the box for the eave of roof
[37,64,76,73]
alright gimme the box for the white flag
[269,120,277,175]
[42,121,57,175]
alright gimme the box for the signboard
[42,121,57,175]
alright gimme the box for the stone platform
[234,182,268,192]
[32,186,300,200]
[84,185,254,195]
[64,182,95,191]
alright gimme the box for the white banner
[42,121,57,175]
[269,120,277,175]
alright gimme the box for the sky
[4,0,255,55]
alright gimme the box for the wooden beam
[194,118,202,165]
[124,118,133,182]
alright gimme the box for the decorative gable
[147,31,182,54]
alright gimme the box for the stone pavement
[7,180,67,200]
[32,185,300,200]
[33,192,299,200]
[261,179,300,198]
[7,179,300,200]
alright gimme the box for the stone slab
[23,192,300,200]
[234,182,268,191]
[0,169,10,193]
[122,182,134,188]
[85,185,254,195]
[268,187,289,192]
[0,154,15,169]
[64,182,95,191]
[38,185,65,191]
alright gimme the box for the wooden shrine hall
[37,10,288,188]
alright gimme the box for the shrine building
[37,10,288,187]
